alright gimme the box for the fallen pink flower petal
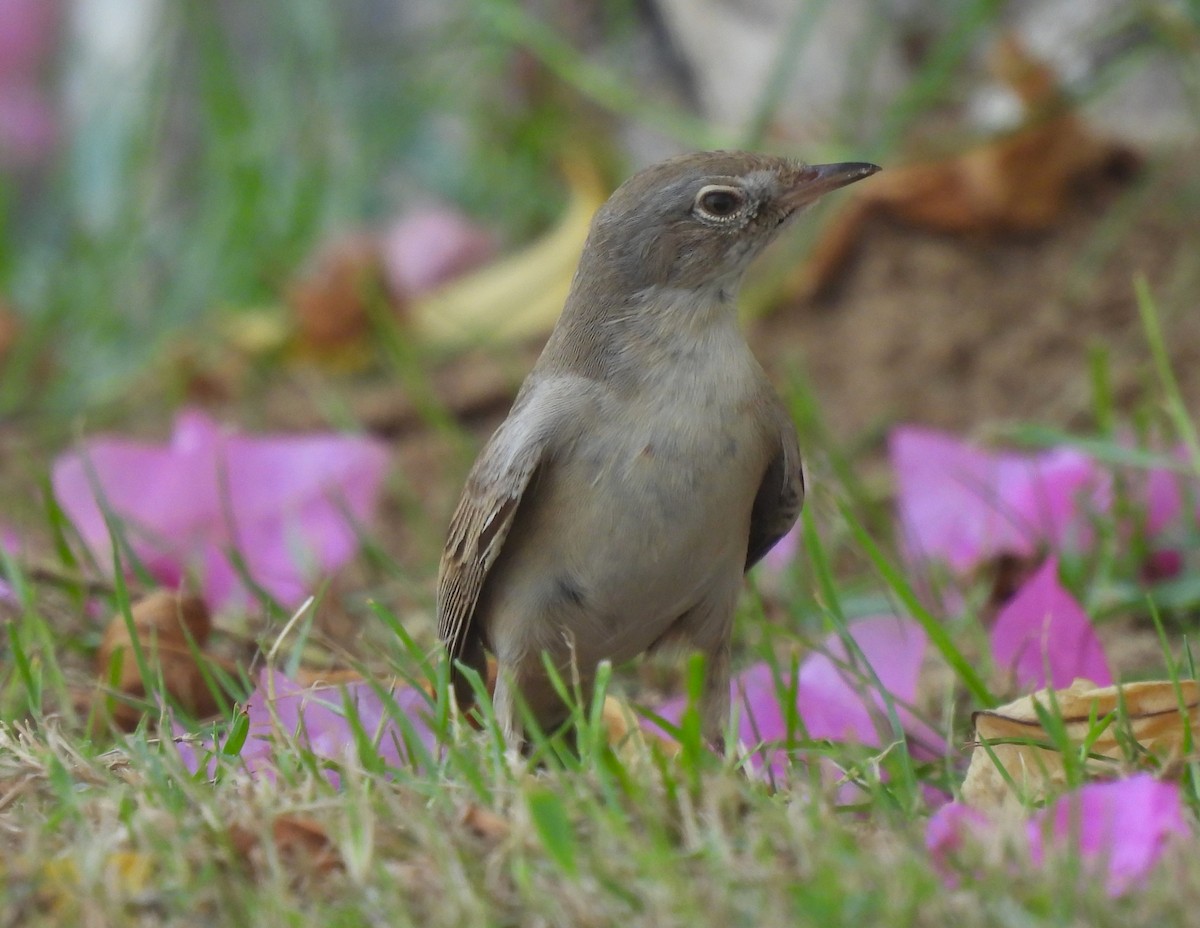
[177,669,438,784]
[1141,446,1200,536]
[653,615,938,779]
[379,206,495,299]
[1139,448,1199,581]
[1028,774,1188,897]
[791,615,936,752]
[759,523,801,574]
[1145,464,1185,538]
[0,0,60,80]
[925,801,992,882]
[990,557,1112,690]
[928,776,1186,896]
[0,86,56,167]
[0,0,61,168]
[52,409,389,610]
[1141,549,1185,584]
[891,426,1111,574]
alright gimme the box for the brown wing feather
[437,377,594,699]
[745,404,804,571]
[437,427,544,665]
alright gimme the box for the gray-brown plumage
[437,150,879,745]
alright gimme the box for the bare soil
[757,149,1200,440]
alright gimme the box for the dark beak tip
[788,160,881,203]
[819,161,881,181]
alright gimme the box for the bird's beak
[782,161,880,208]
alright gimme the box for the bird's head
[580,150,878,297]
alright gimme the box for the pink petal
[925,801,991,880]
[379,206,495,298]
[1134,446,1199,583]
[990,557,1112,689]
[652,616,936,778]
[1141,446,1199,535]
[1141,549,1184,584]
[891,426,1111,574]
[0,0,60,82]
[1028,775,1188,896]
[792,615,933,750]
[759,523,800,574]
[179,669,438,783]
[0,85,57,167]
[52,409,389,610]
[1145,465,1184,537]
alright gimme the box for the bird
[437,150,879,747]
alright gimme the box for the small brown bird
[437,151,879,745]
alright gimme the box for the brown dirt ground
[757,148,1200,440]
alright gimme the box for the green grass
[4,374,1200,923]
[3,726,1193,928]
[3,1,1200,924]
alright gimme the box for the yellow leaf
[409,159,607,347]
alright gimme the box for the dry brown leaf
[286,233,386,355]
[459,803,512,843]
[291,667,371,687]
[798,35,1139,299]
[271,815,343,875]
[0,300,19,363]
[229,814,343,877]
[962,679,1200,808]
[93,590,227,730]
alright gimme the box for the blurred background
[1,0,1198,541]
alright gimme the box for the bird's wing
[745,403,804,570]
[437,381,586,667]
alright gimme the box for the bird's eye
[694,185,746,221]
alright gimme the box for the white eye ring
[694,184,747,222]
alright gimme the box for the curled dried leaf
[94,591,224,730]
[798,35,1139,299]
[963,679,1200,807]
[291,667,370,687]
[271,815,343,875]
[459,803,512,843]
[229,814,343,877]
[287,233,386,354]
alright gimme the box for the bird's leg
[491,670,524,751]
[699,638,732,753]
[652,585,739,753]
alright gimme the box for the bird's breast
[482,318,775,667]
[552,333,772,585]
